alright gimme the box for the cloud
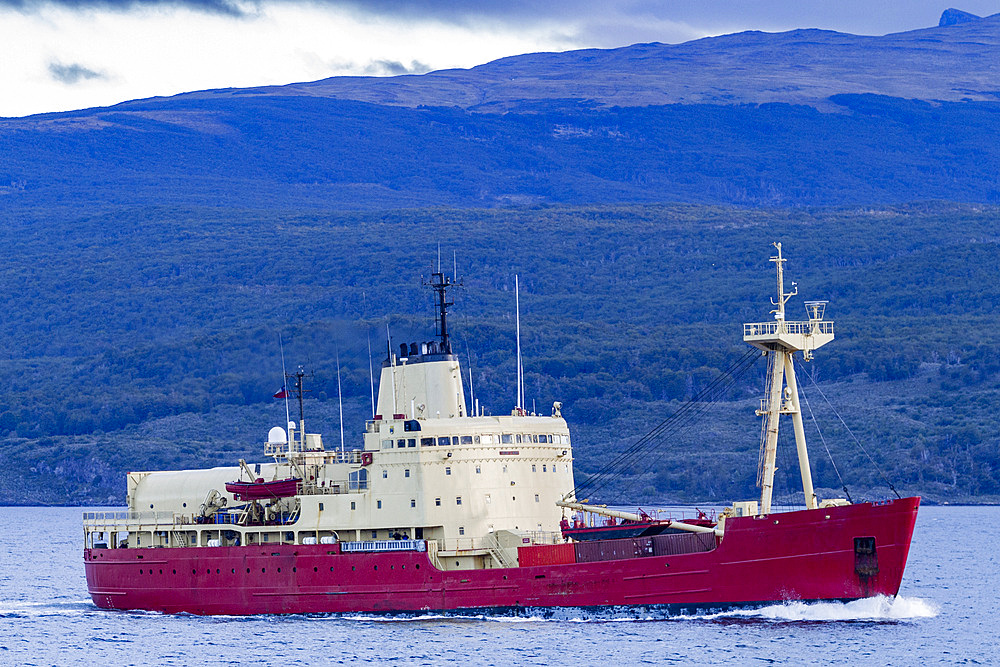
[362,59,431,76]
[48,61,106,84]
[6,0,250,17]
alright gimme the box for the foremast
[743,243,834,514]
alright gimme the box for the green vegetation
[0,201,997,505]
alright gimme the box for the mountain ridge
[157,13,1000,112]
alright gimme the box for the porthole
[374,565,378,571]
[314,567,318,572]
[330,567,334,572]
[216,568,220,574]
[293,567,297,573]
[352,566,356,571]
[159,569,163,574]
[139,569,143,574]
[416,565,420,570]
[277,568,281,573]
[247,568,251,573]
[262,568,266,573]
[172,569,176,574]
[232,569,235,574]
[192,569,196,574]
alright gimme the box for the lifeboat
[225,477,301,501]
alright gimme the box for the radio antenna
[336,349,345,455]
[515,274,523,412]
[278,333,290,435]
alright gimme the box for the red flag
[273,386,289,399]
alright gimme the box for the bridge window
[501,434,513,444]
[349,468,368,490]
[408,439,416,447]
[421,437,435,446]
[460,435,473,445]
[438,436,453,446]
[397,439,406,448]
[473,435,481,444]
[381,439,393,449]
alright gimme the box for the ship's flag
[273,385,289,399]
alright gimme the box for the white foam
[681,596,938,622]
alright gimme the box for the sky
[2,1,998,118]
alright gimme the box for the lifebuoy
[361,452,373,466]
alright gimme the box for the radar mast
[743,243,835,514]
[426,271,461,354]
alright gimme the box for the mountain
[3,13,1000,210]
[180,12,1000,111]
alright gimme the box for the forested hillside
[3,14,1000,506]
[0,202,997,505]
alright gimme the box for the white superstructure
[92,273,576,570]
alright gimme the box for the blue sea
[0,505,994,666]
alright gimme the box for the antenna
[515,274,523,411]
[363,292,376,418]
[453,249,457,282]
[386,321,397,414]
[278,333,290,442]
[336,350,345,455]
[465,341,476,415]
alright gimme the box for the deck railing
[744,320,834,337]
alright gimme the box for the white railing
[83,510,195,528]
[263,444,366,463]
[744,321,834,337]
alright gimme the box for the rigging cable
[571,347,761,500]
[804,366,901,499]
[799,382,852,503]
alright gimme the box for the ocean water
[0,505,994,666]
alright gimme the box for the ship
[83,245,920,615]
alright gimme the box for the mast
[426,271,460,354]
[515,274,523,412]
[285,366,311,451]
[278,333,290,443]
[744,243,834,513]
[336,351,345,455]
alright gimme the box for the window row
[381,433,570,449]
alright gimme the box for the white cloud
[0,4,584,117]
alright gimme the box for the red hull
[85,497,919,615]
